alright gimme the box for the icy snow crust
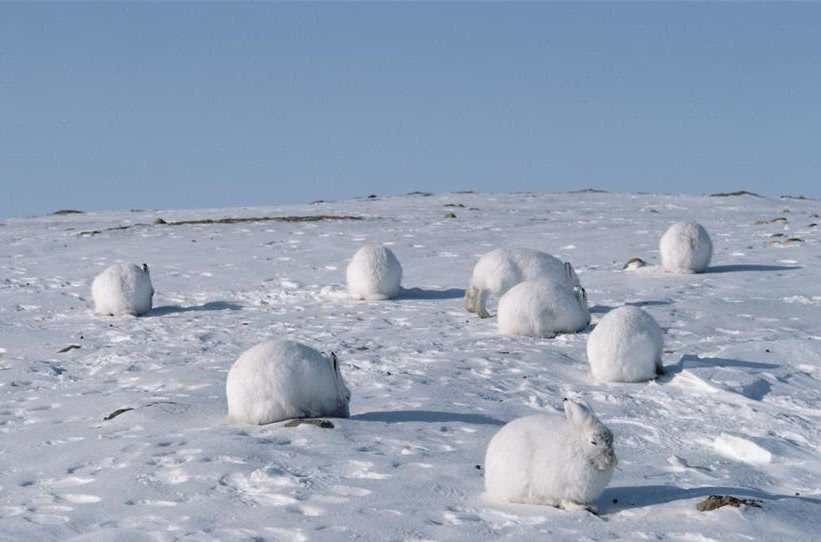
[1,192,820,541]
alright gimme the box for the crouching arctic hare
[346,244,403,300]
[226,339,351,425]
[587,306,664,382]
[92,263,154,316]
[465,248,581,318]
[484,399,616,511]
[497,281,590,338]
[659,222,712,273]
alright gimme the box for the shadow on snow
[663,354,781,375]
[590,299,673,314]
[705,264,801,274]
[598,484,820,514]
[397,287,466,300]
[351,409,504,426]
[147,301,243,316]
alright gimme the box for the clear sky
[1,3,819,218]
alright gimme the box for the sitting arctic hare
[226,339,351,425]
[92,263,154,316]
[587,306,664,382]
[466,248,581,318]
[346,244,403,300]
[659,222,712,273]
[484,399,616,510]
[497,281,590,337]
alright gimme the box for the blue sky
[1,3,819,218]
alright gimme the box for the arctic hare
[346,244,403,300]
[484,399,616,510]
[466,248,581,318]
[587,306,664,382]
[92,263,154,316]
[226,339,351,425]
[659,222,712,273]
[497,281,590,337]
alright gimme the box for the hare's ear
[564,262,576,283]
[563,398,595,428]
[331,352,338,372]
[142,263,150,273]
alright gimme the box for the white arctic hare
[659,222,713,273]
[484,399,616,510]
[226,339,351,425]
[587,306,664,382]
[92,263,154,316]
[497,281,590,338]
[466,248,581,318]
[346,244,403,300]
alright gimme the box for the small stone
[696,495,762,512]
[623,257,647,270]
[284,419,335,429]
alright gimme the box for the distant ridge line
[79,214,364,236]
[709,190,762,198]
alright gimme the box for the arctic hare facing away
[659,222,712,273]
[497,281,590,338]
[465,248,581,318]
[346,244,403,300]
[587,306,664,382]
[484,399,616,510]
[226,340,351,425]
[92,263,154,316]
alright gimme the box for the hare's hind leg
[476,289,491,319]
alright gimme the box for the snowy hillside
[1,191,820,541]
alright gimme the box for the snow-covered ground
[2,191,820,541]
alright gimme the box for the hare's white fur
[92,263,154,316]
[587,306,664,382]
[226,340,351,425]
[466,248,581,318]
[659,222,712,273]
[484,400,616,509]
[346,244,402,300]
[497,281,590,338]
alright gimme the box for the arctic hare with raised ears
[497,281,590,338]
[92,263,154,316]
[346,244,403,300]
[587,306,664,382]
[659,222,712,273]
[465,248,581,318]
[226,339,351,425]
[484,399,616,511]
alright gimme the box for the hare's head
[563,399,616,471]
[327,352,352,417]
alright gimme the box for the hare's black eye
[590,440,598,445]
